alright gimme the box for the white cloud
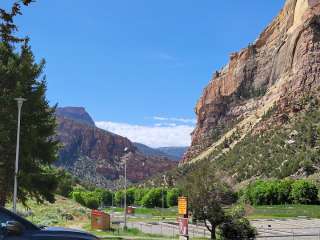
[153,116,196,124]
[95,121,194,148]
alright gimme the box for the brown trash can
[126,206,135,215]
[91,210,110,231]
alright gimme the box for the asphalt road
[114,213,320,239]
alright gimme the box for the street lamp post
[161,186,164,220]
[123,147,129,231]
[13,97,26,213]
[161,175,166,220]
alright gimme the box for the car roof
[0,207,39,230]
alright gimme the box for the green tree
[114,190,124,206]
[0,1,59,206]
[99,189,113,206]
[82,192,100,209]
[290,180,318,204]
[134,188,149,206]
[53,168,77,197]
[166,188,180,207]
[114,189,135,206]
[181,164,236,240]
[141,188,167,208]
[126,188,136,205]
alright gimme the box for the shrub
[290,180,318,204]
[217,217,256,240]
[83,193,100,209]
[71,191,85,206]
[166,188,180,207]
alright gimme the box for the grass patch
[7,195,90,228]
[85,225,173,239]
[249,205,320,219]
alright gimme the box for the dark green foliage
[141,188,168,208]
[166,188,181,207]
[290,180,318,204]
[181,163,239,239]
[276,179,294,204]
[126,188,136,205]
[0,0,59,206]
[243,179,318,205]
[216,205,256,239]
[50,168,78,197]
[217,217,256,240]
[0,0,33,44]
[83,192,100,210]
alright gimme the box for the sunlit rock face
[182,0,320,163]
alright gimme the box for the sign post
[178,197,189,240]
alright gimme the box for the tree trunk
[205,220,216,240]
[210,227,216,240]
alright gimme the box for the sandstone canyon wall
[183,0,320,164]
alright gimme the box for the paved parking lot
[114,213,320,239]
[252,219,320,239]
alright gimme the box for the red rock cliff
[183,0,320,163]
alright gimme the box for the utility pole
[13,97,26,213]
[123,147,129,231]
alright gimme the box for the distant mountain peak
[56,106,95,127]
[134,142,188,161]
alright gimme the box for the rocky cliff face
[183,0,320,164]
[56,107,95,127]
[55,108,177,188]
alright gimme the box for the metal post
[13,97,26,213]
[124,156,127,230]
[123,147,128,231]
[162,187,164,220]
[292,229,294,240]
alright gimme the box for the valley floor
[11,197,320,239]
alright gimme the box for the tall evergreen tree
[0,0,59,206]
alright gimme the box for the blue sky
[3,0,285,147]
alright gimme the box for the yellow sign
[178,197,187,215]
